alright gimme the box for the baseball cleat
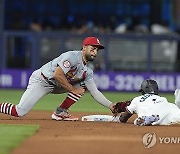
[51,107,78,121]
[51,112,79,121]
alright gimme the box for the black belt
[41,72,48,80]
[41,72,56,86]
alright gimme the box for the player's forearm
[55,75,74,91]
[53,67,74,92]
[92,90,112,108]
[85,82,111,108]
[119,111,132,123]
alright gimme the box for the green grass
[0,89,175,113]
[0,124,39,154]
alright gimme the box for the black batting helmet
[139,79,159,95]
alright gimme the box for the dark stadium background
[0,0,180,92]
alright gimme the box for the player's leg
[0,88,48,117]
[16,83,51,117]
[51,92,82,121]
[0,70,52,117]
[0,102,18,117]
[166,106,180,125]
[51,83,86,121]
[173,112,180,124]
[174,89,180,108]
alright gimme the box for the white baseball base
[81,115,120,122]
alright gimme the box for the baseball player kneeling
[0,36,115,120]
[113,79,180,126]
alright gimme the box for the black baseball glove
[112,100,132,114]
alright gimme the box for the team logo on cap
[63,60,71,68]
[97,39,100,44]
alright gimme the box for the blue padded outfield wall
[0,69,180,92]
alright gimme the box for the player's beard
[85,54,96,61]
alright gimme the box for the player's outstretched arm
[119,111,133,123]
[85,82,113,109]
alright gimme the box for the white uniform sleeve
[57,52,77,74]
[126,98,138,114]
[85,81,112,108]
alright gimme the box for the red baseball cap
[82,37,105,49]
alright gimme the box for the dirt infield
[0,111,180,154]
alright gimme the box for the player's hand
[109,103,117,116]
[71,87,85,95]
[112,100,132,114]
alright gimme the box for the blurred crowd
[11,13,176,35]
[5,0,178,35]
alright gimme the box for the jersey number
[140,94,152,102]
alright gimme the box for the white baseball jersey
[127,94,180,125]
[16,50,111,116]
